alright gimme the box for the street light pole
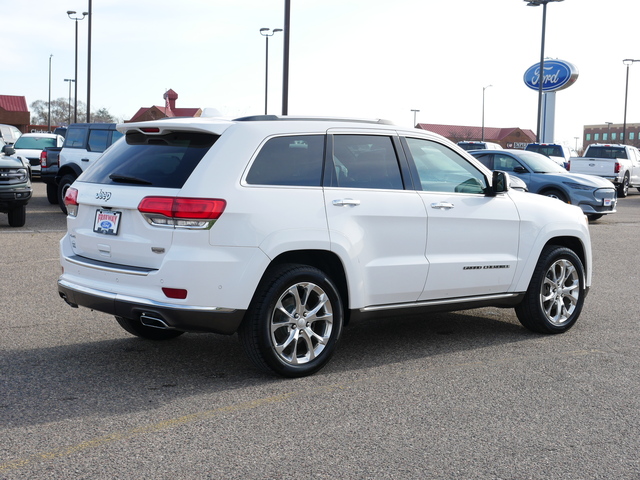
[67,11,87,124]
[623,59,640,142]
[605,121,612,140]
[259,27,282,115]
[524,0,564,143]
[87,0,92,123]
[411,109,420,127]
[48,54,53,131]
[482,85,492,141]
[64,79,75,125]
[282,0,290,116]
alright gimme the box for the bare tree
[30,98,115,125]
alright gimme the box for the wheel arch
[264,249,351,323]
[55,163,83,184]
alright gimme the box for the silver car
[471,149,617,221]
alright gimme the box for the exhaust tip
[140,313,172,330]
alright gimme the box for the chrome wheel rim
[270,282,334,365]
[540,258,580,325]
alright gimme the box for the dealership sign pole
[523,59,579,143]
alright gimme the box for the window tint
[87,129,110,153]
[79,131,219,188]
[493,154,524,172]
[406,138,487,193]
[330,135,403,189]
[246,135,324,186]
[64,127,86,148]
[585,146,628,159]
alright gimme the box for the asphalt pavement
[1,182,639,479]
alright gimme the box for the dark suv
[0,145,32,227]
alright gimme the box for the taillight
[138,197,226,229]
[566,161,571,171]
[64,187,79,216]
[614,162,621,173]
[40,150,47,168]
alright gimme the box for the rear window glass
[526,144,563,157]
[79,131,219,188]
[585,146,628,159]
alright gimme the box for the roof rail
[233,115,395,125]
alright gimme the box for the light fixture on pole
[623,59,640,142]
[67,10,87,123]
[524,0,564,143]
[48,54,53,132]
[64,79,75,125]
[259,27,283,115]
[411,109,420,127]
[482,85,492,141]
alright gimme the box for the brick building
[0,95,30,132]
[416,123,536,149]
[583,123,640,149]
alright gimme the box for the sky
[3,0,640,150]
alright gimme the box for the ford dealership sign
[523,59,578,92]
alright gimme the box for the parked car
[568,143,640,198]
[471,149,617,221]
[12,133,64,177]
[58,115,592,377]
[458,141,503,151]
[0,124,22,145]
[0,144,32,227]
[525,143,577,168]
[56,123,123,212]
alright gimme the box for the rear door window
[328,135,404,189]
[64,127,87,148]
[79,131,219,189]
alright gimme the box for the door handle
[431,202,454,210]
[333,198,361,207]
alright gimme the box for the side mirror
[2,145,15,156]
[488,170,508,196]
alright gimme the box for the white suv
[58,115,592,377]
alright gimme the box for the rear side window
[87,129,110,153]
[79,131,219,189]
[246,135,324,186]
[64,127,87,148]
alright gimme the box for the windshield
[14,136,56,150]
[518,151,567,173]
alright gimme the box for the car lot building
[583,123,640,149]
[126,89,202,122]
[416,123,536,149]
[0,95,30,133]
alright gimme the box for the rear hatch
[66,127,222,270]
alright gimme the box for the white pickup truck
[568,144,640,197]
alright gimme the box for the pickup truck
[40,146,62,204]
[568,144,640,197]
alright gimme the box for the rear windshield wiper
[109,174,152,185]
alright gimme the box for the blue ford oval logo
[100,220,113,229]
[523,59,578,92]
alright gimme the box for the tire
[7,204,26,227]
[515,245,585,334]
[587,214,603,221]
[238,264,344,377]
[115,316,185,340]
[46,183,59,204]
[57,174,76,214]
[541,189,568,203]
[617,173,629,198]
